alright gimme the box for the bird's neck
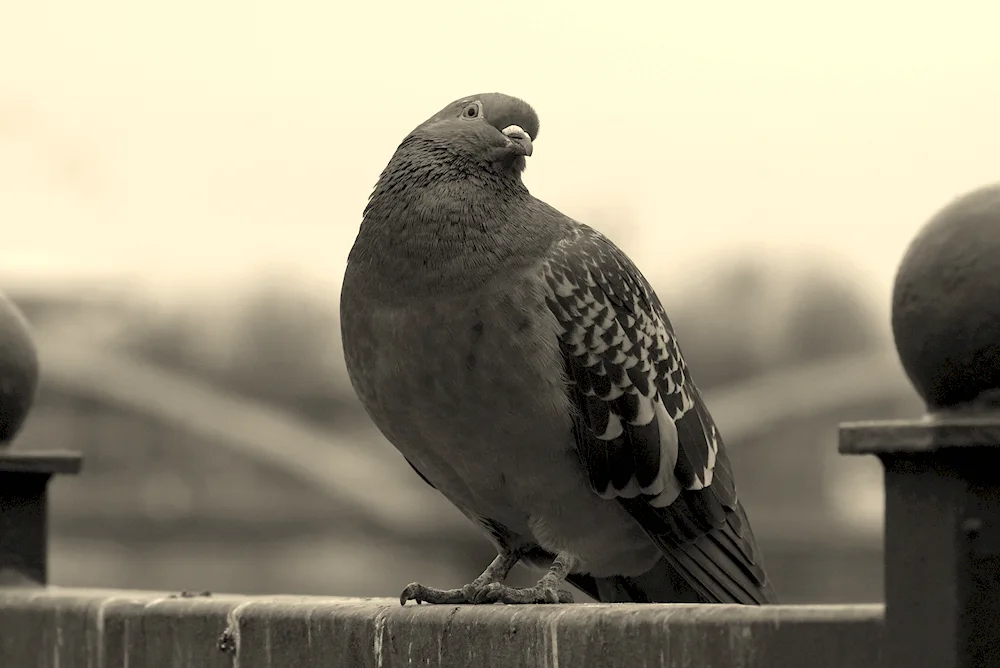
[348,144,559,299]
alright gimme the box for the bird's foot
[399,582,479,605]
[398,581,572,605]
[474,582,575,605]
[400,551,526,606]
[399,550,577,606]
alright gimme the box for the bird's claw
[474,582,574,605]
[399,581,574,606]
[399,582,472,606]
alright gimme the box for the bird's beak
[501,125,533,157]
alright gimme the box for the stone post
[0,291,82,585]
[841,183,1000,668]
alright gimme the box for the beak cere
[501,124,534,157]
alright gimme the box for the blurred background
[3,0,999,604]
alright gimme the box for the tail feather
[656,518,776,604]
[577,516,777,605]
[553,504,778,605]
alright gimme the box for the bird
[340,92,776,606]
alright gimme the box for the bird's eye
[461,102,481,119]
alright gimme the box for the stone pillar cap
[892,183,1000,411]
[0,292,39,446]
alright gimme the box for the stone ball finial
[0,291,39,444]
[892,183,1000,410]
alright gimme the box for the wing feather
[542,224,776,604]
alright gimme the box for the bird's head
[407,93,539,175]
[352,93,556,292]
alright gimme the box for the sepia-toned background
[3,0,998,604]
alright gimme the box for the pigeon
[340,93,776,606]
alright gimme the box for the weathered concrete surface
[0,587,884,667]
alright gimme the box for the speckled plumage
[341,93,775,605]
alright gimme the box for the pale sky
[1,0,998,303]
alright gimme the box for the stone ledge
[0,587,884,667]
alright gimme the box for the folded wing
[541,224,776,604]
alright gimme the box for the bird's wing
[541,224,775,604]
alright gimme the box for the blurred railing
[4,182,1000,667]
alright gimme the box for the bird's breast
[342,267,576,515]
